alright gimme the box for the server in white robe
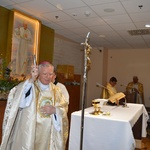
[52,71,69,104]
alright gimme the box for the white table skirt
[69,103,149,150]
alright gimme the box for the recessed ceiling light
[104,8,115,13]
[99,35,105,38]
[145,24,150,28]
[56,4,63,10]
[73,13,77,17]
[84,11,91,17]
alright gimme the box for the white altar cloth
[69,103,149,150]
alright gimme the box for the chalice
[92,99,102,115]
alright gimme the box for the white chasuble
[35,83,54,150]
[34,82,68,150]
[0,80,68,150]
[1,82,37,150]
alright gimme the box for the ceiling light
[73,13,77,17]
[99,35,105,38]
[56,4,63,10]
[55,16,59,19]
[104,8,115,13]
[84,11,91,17]
[145,24,150,28]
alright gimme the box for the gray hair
[38,61,54,73]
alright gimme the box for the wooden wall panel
[0,100,7,143]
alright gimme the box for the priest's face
[38,66,54,85]
[133,77,138,83]
[110,81,117,87]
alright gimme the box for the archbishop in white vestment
[0,62,69,150]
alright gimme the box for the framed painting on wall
[10,10,40,79]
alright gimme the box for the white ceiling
[1,0,150,49]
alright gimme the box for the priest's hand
[116,99,119,106]
[40,105,56,115]
[30,65,39,82]
[133,88,139,93]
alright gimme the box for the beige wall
[86,48,103,107]
[53,33,83,74]
[87,48,150,107]
[53,35,104,108]
[53,34,150,108]
[107,49,150,107]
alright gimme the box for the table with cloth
[69,103,149,150]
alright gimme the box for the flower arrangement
[0,58,21,99]
[0,79,20,95]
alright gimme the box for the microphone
[96,83,107,89]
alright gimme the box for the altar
[69,103,149,150]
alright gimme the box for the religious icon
[11,10,40,79]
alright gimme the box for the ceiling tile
[124,36,145,43]
[77,17,106,27]
[4,4,33,16]
[64,34,84,42]
[45,22,64,30]
[88,24,114,33]
[130,12,150,22]
[46,0,86,10]
[111,23,136,31]
[102,14,132,24]
[121,0,150,13]
[95,30,119,37]
[134,22,150,29]
[68,27,91,35]
[82,0,119,6]
[142,35,150,41]
[17,0,58,13]
[105,35,125,42]
[0,0,15,6]
[116,30,132,37]
[90,2,126,17]
[56,20,85,28]
[63,6,98,19]
[0,0,150,49]
[11,0,32,3]
[42,10,73,22]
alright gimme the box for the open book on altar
[108,92,125,103]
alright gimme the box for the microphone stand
[80,32,92,150]
[96,83,114,94]
[119,84,129,107]
[122,97,128,107]
[96,83,108,90]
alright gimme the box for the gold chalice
[92,99,102,115]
